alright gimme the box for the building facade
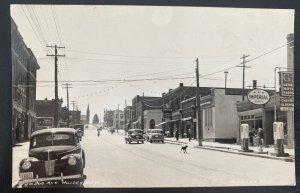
[104,109,114,127]
[35,98,64,129]
[11,19,40,142]
[112,110,124,130]
[130,95,162,130]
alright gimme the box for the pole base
[270,152,290,157]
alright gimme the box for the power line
[51,5,62,46]
[199,40,294,79]
[40,5,56,44]
[20,6,45,47]
[66,49,196,59]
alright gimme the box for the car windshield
[152,130,163,134]
[129,130,142,134]
[31,133,75,148]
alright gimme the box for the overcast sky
[10,5,294,121]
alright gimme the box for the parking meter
[273,122,289,157]
[240,124,252,152]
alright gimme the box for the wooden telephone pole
[47,45,65,127]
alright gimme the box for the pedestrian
[98,129,100,137]
[188,128,192,142]
[175,129,179,141]
[249,129,254,146]
[256,128,264,151]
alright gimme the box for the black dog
[180,145,188,153]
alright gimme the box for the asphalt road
[12,126,295,188]
[82,127,295,187]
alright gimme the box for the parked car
[149,129,164,143]
[125,129,144,144]
[17,128,85,187]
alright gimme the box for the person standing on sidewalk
[188,128,192,142]
[175,129,179,141]
[249,129,254,146]
[256,128,264,151]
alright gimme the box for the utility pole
[62,83,72,127]
[141,92,144,131]
[117,104,119,133]
[47,45,65,127]
[238,54,250,101]
[196,58,202,146]
[224,71,228,89]
[71,101,76,127]
[124,99,127,135]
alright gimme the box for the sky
[10,5,294,122]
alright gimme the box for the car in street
[17,128,85,188]
[125,129,144,144]
[148,129,164,143]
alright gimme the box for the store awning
[131,120,139,125]
[155,119,179,127]
[182,117,192,121]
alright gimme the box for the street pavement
[12,127,296,188]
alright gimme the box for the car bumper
[129,138,144,142]
[17,173,82,188]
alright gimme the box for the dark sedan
[125,129,144,144]
[17,128,85,188]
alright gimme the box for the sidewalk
[164,137,295,162]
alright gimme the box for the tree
[92,114,99,124]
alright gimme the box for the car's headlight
[68,156,77,166]
[22,160,31,170]
[61,154,80,166]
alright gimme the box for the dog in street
[180,145,188,153]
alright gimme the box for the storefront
[236,95,287,146]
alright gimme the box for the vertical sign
[279,71,294,111]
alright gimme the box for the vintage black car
[125,129,144,144]
[17,128,85,187]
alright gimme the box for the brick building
[11,18,40,142]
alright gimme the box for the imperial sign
[247,89,270,105]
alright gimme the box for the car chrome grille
[44,160,55,176]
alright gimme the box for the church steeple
[86,104,90,124]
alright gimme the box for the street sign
[36,117,54,130]
[280,96,294,111]
[280,71,294,96]
[247,89,270,105]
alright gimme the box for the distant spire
[86,104,90,124]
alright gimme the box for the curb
[164,140,294,162]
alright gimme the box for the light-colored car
[149,129,164,143]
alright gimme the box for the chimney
[179,83,183,87]
[253,80,257,89]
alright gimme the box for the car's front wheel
[162,140,164,143]
[150,140,152,143]
[125,139,128,144]
[142,140,144,144]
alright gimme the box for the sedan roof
[31,128,77,138]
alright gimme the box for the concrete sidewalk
[164,137,295,162]
[116,130,294,162]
